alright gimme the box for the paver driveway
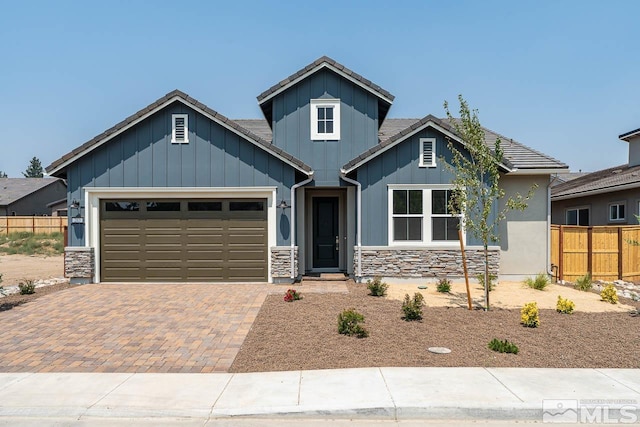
[0,283,270,373]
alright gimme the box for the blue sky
[1,1,638,178]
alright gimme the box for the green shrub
[18,279,36,295]
[574,273,592,292]
[338,308,369,338]
[556,295,575,314]
[366,276,388,297]
[520,301,539,328]
[600,284,619,304]
[436,278,451,293]
[488,338,519,354]
[402,292,425,321]
[476,273,497,291]
[524,273,550,290]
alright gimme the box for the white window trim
[310,99,340,141]
[171,114,189,144]
[387,185,464,247]
[565,206,590,226]
[608,201,626,222]
[419,137,436,167]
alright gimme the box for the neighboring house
[0,178,67,216]
[46,56,568,284]
[47,198,68,217]
[551,128,640,226]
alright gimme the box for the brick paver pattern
[0,284,270,373]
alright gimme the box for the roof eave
[619,127,640,141]
[507,167,570,175]
[551,181,640,201]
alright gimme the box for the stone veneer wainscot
[355,247,500,278]
[271,246,299,283]
[64,247,95,284]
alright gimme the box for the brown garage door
[100,199,267,282]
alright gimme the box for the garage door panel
[101,198,268,282]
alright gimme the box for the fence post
[558,225,564,281]
[587,227,593,277]
[32,217,35,234]
[618,227,623,280]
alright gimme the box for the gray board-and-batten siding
[66,102,297,246]
[271,68,379,186]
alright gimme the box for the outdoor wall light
[69,200,80,209]
[278,199,290,209]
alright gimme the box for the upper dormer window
[310,99,340,140]
[171,114,189,144]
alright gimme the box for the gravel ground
[0,282,74,312]
[230,282,640,372]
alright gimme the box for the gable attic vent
[171,114,189,144]
[419,138,436,167]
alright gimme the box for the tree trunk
[484,245,490,310]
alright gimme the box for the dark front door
[312,197,339,269]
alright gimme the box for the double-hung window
[389,186,463,245]
[565,207,590,226]
[310,99,340,140]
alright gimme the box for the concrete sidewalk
[0,367,637,424]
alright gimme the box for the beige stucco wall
[498,174,550,278]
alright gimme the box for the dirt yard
[0,254,64,286]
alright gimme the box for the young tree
[23,157,44,178]
[0,171,7,178]
[444,95,537,310]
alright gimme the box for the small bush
[436,278,451,293]
[338,308,368,338]
[574,273,592,292]
[283,289,302,302]
[402,292,425,321]
[600,284,619,304]
[556,295,575,314]
[366,276,388,296]
[18,279,36,295]
[520,302,539,328]
[476,273,497,291]
[488,338,519,354]
[524,273,550,290]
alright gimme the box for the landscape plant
[476,272,496,291]
[600,284,618,304]
[283,289,302,302]
[574,273,592,292]
[436,277,451,293]
[520,302,540,328]
[524,273,550,290]
[444,95,537,310]
[337,308,368,338]
[18,279,36,295]
[366,276,388,296]
[0,232,64,256]
[556,295,575,314]
[488,338,519,354]
[402,292,425,321]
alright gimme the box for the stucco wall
[552,188,640,226]
[498,174,550,276]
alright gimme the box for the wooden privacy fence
[0,216,66,234]
[551,225,640,282]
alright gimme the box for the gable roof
[0,178,65,207]
[257,56,394,125]
[45,90,313,177]
[342,117,568,173]
[551,163,640,200]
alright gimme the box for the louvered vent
[420,138,435,167]
[171,114,189,143]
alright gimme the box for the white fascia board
[48,96,311,177]
[507,168,569,175]
[343,121,512,174]
[258,63,394,106]
[620,130,640,141]
[551,182,640,201]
